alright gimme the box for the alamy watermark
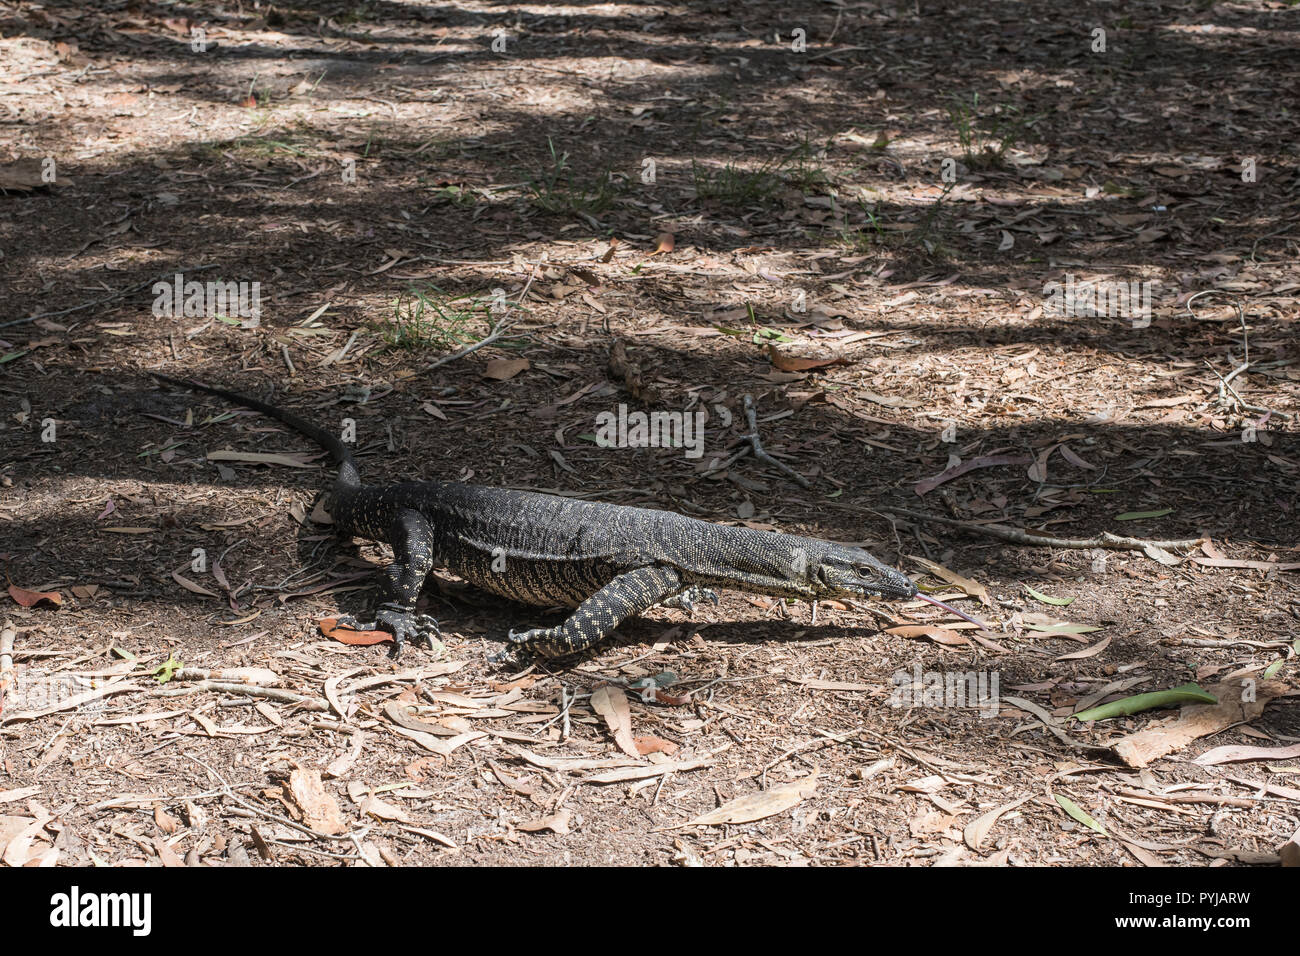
[1043,274,1154,328]
[1,665,103,713]
[49,887,151,936]
[152,272,262,323]
[889,664,1000,718]
[594,403,706,459]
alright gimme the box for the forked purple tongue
[913,591,987,629]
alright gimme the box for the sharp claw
[342,607,443,656]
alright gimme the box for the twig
[155,680,328,710]
[751,724,865,780]
[1203,360,1294,421]
[424,269,536,372]
[0,264,218,329]
[883,507,1202,551]
[188,755,360,844]
[742,394,811,489]
[1186,291,1294,418]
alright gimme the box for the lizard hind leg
[492,566,683,662]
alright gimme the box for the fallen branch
[742,394,811,489]
[173,667,280,685]
[154,680,327,710]
[883,507,1202,551]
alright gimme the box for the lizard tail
[149,372,362,493]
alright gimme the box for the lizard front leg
[337,508,441,656]
[494,566,683,662]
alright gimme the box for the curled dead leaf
[8,585,62,608]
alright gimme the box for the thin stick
[155,680,328,710]
[883,507,1202,551]
[742,394,811,489]
[188,755,361,844]
[424,270,536,372]
[1204,360,1294,421]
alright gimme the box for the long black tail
[150,372,362,493]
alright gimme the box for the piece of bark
[1111,679,1288,768]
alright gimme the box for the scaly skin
[151,374,919,659]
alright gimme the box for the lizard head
[812,546,917,601]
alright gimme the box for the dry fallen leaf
[361,794,411,823]
[171,569,219,598]
[633,735,679,756]
[1054,635,1113,662]
[1281,826,1300,868]
[319,617,393,646]
[908,555,990,605]
[591,685,639,757]
[518,808,572,834]
[650,232,675,255]
[153,804,181,835]
[885,625,970,646]
[325,730,366,779]
[1112,679,1287,768]
[676,772,818,828]
[482,358,530,381]
[8,585,62,608]
[964,795,1032,851]
[1194,741,1300,767]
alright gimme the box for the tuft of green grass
[382,285,488,351]
[693,136,836,207]
[840,194,887,250]
[527,138,620,217]
[947,94,1038,168]
[781,135,835,191]
[692,157,785,205]
[426,183,478,207]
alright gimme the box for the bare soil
[0,0,1297,867]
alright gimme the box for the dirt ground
[1,0,1298,867]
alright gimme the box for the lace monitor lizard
[151,373,979,661]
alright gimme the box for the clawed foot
[337,604,441,657]
[487,645,527,667]
[488,626,568,665]
[661,586,720,616]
